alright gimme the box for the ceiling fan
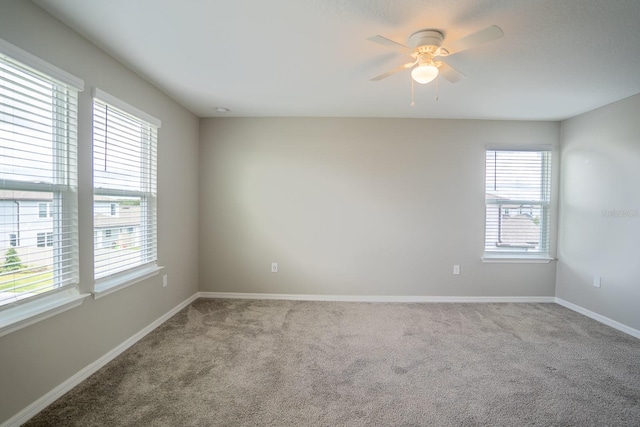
[368,25,504,85]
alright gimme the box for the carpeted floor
[25,299,640,426]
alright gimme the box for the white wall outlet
[453,265,460,275]
[593,275,601,288]
[162,274,168,287]
[271,262,278,273]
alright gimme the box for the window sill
[482,254,555,264]
[0,288,90,338]
[93,264,163,300]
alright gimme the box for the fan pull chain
[435,76,439,101]
[410,77,415,107]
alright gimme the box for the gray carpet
[25,299,640,426]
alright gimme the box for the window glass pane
[484,150,551,255]
[486,151,547,201]
[93,95,157,281]
[39,203,46,218]
[0,51,78,307]
[94,195,156,278]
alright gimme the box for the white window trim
[0,38,84,90]
[93,264,163,299]
[485,144,554,152]
[481,254,555,263]
[92,88,161,128]
[92,88,160,296]
[0,37,85,337]
[483,145,553,261]
[0,289,90,338]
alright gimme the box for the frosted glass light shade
[411,64,439,84]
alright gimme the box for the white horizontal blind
[93,96,158,280]
[485,149,551,255]
[0,50,79,307]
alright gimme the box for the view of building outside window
[0,53,79,306]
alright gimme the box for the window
[37,233,45,248]
[39,202,48,218]
[93,89,160,289]
[0,40,81,308]
[37,232,53,248]
[38,202,52,218]
[484,148,551,258]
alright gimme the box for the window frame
[91,88,162,298]
[38,202,51,218]
[0,38,88,338]
[35,232,54,248]
[482,146,554,263]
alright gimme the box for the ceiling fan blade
[438,61,466,83]
[370,61,416,81]
[445,25,504,56]
[367,35,412,53]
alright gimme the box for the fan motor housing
[408,29,444,49]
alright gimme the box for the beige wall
[199,118,560,297]
[557,93,640,330]
[0,1,200,423]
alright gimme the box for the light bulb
[411,64,439,84]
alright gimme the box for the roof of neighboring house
[0,190,52,201]
[497,215,540,247]
[0,192,136,202]
[94,196,125,202]
[486,192,535,204]
[94,205,141,228]
[0,190,141,228]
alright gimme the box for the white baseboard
[555,298,640,339]
[3,293,199,427]
[199,292,556,303]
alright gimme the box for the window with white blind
[484,148,552,259]
[92,89,160,293]
[0,40,81,310]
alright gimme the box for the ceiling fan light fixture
[411,64,439,84]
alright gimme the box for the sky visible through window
[485,151,546,201]
[0,60,55,183]
[1,65,144,188]
[93,102,145,192]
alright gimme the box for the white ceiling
[34,0,640,120]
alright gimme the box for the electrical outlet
[162,274,168,287]
[593,275,601,288]
[453,265,460,275]
[271,262,278,273]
